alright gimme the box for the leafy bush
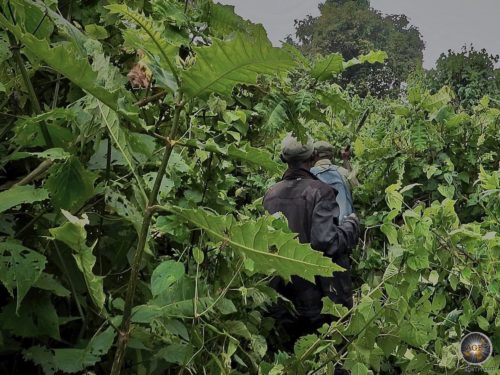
[0,1,498,374]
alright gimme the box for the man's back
[264,170,338,245]
[263,168,359,315]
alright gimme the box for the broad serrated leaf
[49,211,105,311]
[344,50,388,69]
[166,206,343,282]
[202,2,255,37]
[385,185,403,212]
[259,94,290,131]
[0,185,49,213]
[422,86,453,112]
[294,90,315,114]
[318,91,352,114]
[227,143,284,174]
[182,29,296,98]
[153,0,189,27]
[294,334,318,357]
[383,263,399,281]
[321,297,349,317]
[0,241,46,312]
[183,139,283,174]
[45,157,97,211]
[84,24,108,40]
[310,53,344,81]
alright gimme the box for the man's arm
[310,189,360,259]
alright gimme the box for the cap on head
[314,141,334,159]
[280,133,314,162]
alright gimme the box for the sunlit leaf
[166,206,344,282]
[49,211,105,311]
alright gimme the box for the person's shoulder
[264,180,286,197]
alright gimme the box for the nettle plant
[0,0,498,374]
[0,0,382,374]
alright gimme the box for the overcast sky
[217,0,500,69]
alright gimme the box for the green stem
[7,32,53,147]
[110,97,184,375]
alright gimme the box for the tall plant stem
[110,97,184,375]
[7,33,53,147]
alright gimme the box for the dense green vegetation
[428,46,500,109]
[0,0,498,374]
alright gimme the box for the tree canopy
[428,46,500,108]
[290,0,425,97]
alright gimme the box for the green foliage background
[0,1,498,374]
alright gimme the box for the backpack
[311,165,354,224]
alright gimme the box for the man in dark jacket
[263,134,360,343]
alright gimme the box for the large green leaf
[153,0,189,27]
[344,50,388,69]
[311,50,388,81]
[310,53,344,81]
[422,86,453,112]
[227,143,284,175]
[45,157,97,211]
[166,206,343,282]
[182,28,296,99]
[0,13,138,123]
[202,2,255,37]
[49,211,105,311]
[258,94,290,131]
[183,139,283,174]
[0,241,46,312]
[8,0,54,39]
[0,185,49,213]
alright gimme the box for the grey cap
[281,133,314,162]
[314,141,334,158]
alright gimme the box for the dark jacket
[263,168,360,319]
